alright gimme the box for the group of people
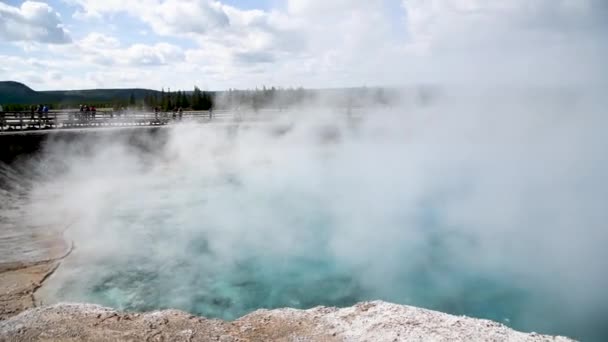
[0,104,50,128]
[0,104,48,116]
[1,105,195,128]
[77,104,97,119]
[154,106,184,120]
[30,104,50,119]
[0,105,49,118]
[0,104,51,129]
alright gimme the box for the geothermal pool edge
[0,124,584,341]
[0,226,73,320]
[0,230,577,342]
[0,200,577,341]
[0,301,574,342]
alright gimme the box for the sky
[0,0,606,90]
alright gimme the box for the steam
[16,88,608,341]
[0,1,605,341]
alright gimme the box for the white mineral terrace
[0,301,573,341]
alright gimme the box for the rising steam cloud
[1,2,605,341]
[17,86,606,341]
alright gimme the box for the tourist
[0,105,4,129]
[30,105,36,121]
[91,106,96,120]
[40,105,49,128]
[34,104,42,128]
[178,107,183,120]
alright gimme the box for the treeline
[162,86,394,110]
[221,87,311,110]
[0,87,214,112]
[1,85,402,112]
[1,86,312,111]
[142,86,312,111]
[143,87,213,111]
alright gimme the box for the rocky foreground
[0,301,573,342]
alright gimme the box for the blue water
[36,117,608,342]
[38,171,606,342]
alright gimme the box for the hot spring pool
[40,169,530,322]
[28,118,608,342]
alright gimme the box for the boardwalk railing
[0,110,236,131]
[0,108,363,132]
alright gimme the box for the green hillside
[0,81,161,107]
[0,81,39,103]
[0,80,409,111]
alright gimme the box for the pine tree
[176,91,182,108]
[181,91,190,108]
[192,86,202,110]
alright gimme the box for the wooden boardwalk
[0,110,231,131]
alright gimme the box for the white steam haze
[23,87,607,341]
[1,0,607,341]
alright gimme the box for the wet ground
[0,183,72,319]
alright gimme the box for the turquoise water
[40,172,605,341]
[36,119,608,342]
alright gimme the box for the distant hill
[0,81,161,106]
[0,81,38,103]
[0,80,422,111]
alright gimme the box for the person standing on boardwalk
[42,105,49,128]
[30,105,36,122]
[35,105,43,128]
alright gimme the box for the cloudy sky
[0,0,606,90]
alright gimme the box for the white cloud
[401,0,608,85]
[0,54,75,89]
[122,43,185,66]
[65,0,144,18]
[2,0,606,89]
[70,0,230,35]
[0,1,71,44]
[79,32,120,49]
[53,33,185,67]
[153,0,229,35]
[3,32,189,89]
[404,0,607,50]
